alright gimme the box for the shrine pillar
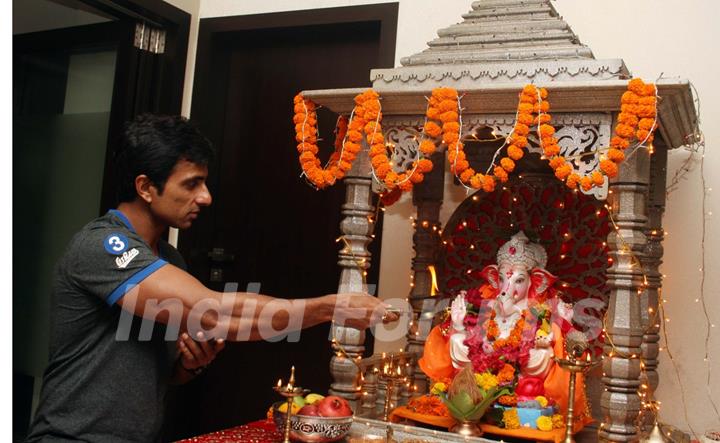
[405,150,446,394]
[329,140,375,408]
[601,146,652,441]
[641,140,668,393]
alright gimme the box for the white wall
[163,0,201,117]
[553,1,720,436]
[174,0,720,435]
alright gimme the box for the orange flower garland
[487,314,526,351]
[294,94,356,189]
[493,85,554,185]
[449,84,552,193]
[366,88,439,194]
[544,78,657,191]
[294,80,657,195]
[407,394,450,417]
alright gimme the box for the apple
[316,395,353,417]
[304,393,325,405]
[297,404,321,416]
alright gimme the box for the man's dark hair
[115,114,215,203]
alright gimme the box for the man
[27,114,394,442]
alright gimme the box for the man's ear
[135,175,154,203]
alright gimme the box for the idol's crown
[496,231,548,270]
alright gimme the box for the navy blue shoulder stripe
[108,209,136,233]
[106,259,168,305]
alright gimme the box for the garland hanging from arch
[293,79,658,196]
[542,78,657,191]
[294,94,355,189]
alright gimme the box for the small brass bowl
[272,403,353,443]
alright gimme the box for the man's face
[149,159,212,229]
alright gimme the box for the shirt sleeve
[66,225,168,305]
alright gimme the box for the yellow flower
[552,414,564,429]
[475,372,499,391]
[503,408,520,430]
[535,396,548,408]
[430,382,447,395]
[537,415,553,432]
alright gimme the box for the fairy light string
[679,80,720,422]
[295,80,713,434]
[331,194,395,377]
[598,212,683,437]
[698,142,720,421]
[599,78,712,439]
[658,292,697,439]
[331,234,368,371]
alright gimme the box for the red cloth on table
[175,420,281,443]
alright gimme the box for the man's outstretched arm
[116,263,393,340]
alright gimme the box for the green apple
[293,396,306,407]
[304,393,325,405]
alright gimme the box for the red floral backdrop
[438,178,610,310]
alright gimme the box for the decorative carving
[556,120,612,200]
[463,113,612,200]
[374,61,628,86]
[291,420,352,438]
[385,125,423,172]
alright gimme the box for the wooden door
[168,5,397,439]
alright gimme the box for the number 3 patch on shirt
[104,233,129,255]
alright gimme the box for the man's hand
[331,293,400,329]
[178,331,225,371]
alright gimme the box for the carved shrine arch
[437,174,611,325]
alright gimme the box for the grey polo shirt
[27,210,186,442]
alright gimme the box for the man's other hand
[178,331,225,370]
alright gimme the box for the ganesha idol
[419,232,591,429]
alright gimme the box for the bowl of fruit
[272,393,354,443]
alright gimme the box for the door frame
[186,1,399,265]
[12,0,191,436]
[92,0,191,213]
[190,3,398,153]
[166,6,398,436]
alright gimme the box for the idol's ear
[481,265,500,289]
[530,268,558,296]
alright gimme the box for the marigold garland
[407,394,450,417]
[497,364,516,385]
[294,94,356,189]
[365,88,441,196]
[544,78,657,192]
[450,84,553,193]
[295,80,657,195]
[503,408,521,430]
[487,314,526,351]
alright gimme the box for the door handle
[208,247,235,263]
[208,247,234,282]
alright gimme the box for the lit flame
[428,265,439,296]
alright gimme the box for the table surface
[175,420,281,443]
